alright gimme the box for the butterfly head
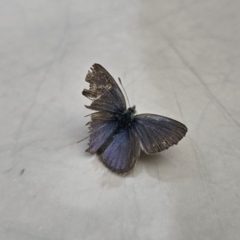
[116,105,136,129]
[127,105,136,115]
[126,105,136,121]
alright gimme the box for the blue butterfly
[83,64,187,174]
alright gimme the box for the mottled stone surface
[1,1,240,239]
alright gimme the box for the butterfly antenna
[77,136,89,143]
[118,77,130,107]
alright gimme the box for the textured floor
[1,0,240,239]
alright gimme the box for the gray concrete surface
[0,0,240,239]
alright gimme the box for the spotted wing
[82,63,126,113]
[132,114,187,154]
[100,128,140,174]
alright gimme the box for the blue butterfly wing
[86,112,118,154]
[83,64,127,153]
[132,114,187,154]
[83,64,126,113]
[100,128,140,174]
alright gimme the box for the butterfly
[82,64,187,174]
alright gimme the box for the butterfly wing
[83,64,127,153]
[83,63,126,113]
[132,114,187,154]
[86,112,118,154]
[99,128,140,174]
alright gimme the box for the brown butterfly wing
[132,114,187,154]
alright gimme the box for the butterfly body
[95,106,136,155]
[83,64,187,174]
[116,106,136,128]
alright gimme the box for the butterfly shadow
[133,150,190,181]
[97,149,192,188]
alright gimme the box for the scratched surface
[0,0,240,239]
